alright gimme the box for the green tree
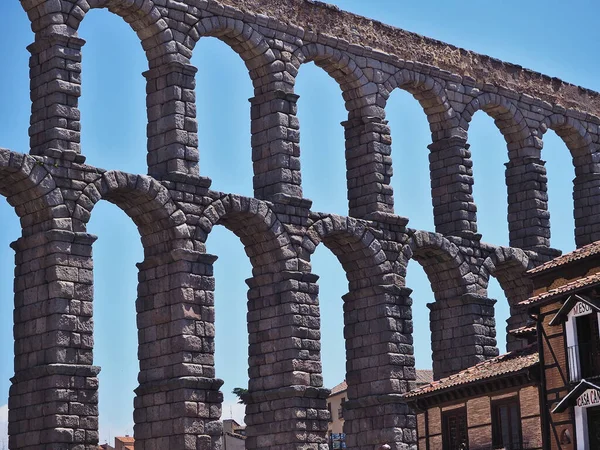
[232,387,249,405]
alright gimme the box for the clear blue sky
[0,0,598,444]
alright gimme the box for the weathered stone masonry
[5,0,600,448]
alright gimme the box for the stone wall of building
[4,0,600,449]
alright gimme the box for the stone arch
[541,114,595,162]
[293,44,369,99]
[65,0,180,63]
[540,114,599,247]
[300,214,412,449]
[0,150,66,233]
[20,0,66,31]
[379,69,468,229]
[194,194,305,442]
[74,170,189,255]
[24,0,198,177]
[381,69,459,137]
[189,19,299,199]
[463,93,547,249]
[187,17,276,92]
[197,194,296,274]
[480,246,532,306]
[463,93,533,147]
[301,215,394,290]
[480,246,533,351]
[400,230,499,378]
[293,45,391,216]
[398,230,470,300]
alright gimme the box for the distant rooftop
[329,369,434,396]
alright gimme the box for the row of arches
[15,0,600,253]
[0,1,594,448]
[0,146,535,444]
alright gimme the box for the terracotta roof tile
[528,241,600,275]
[416,369,433,385]
[519,272,600,308]
[329,370,433,396]
[330,380,347,395]
[508,325,537,336]
[403,345,538,400]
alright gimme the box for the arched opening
[75,9,148,444]
[193,38,254,197]
[467,112,514,356]
[78,8,147,174]
[468,112,510,247]
[543,130,577,252]
[0,2,31,153]
[387,88,435,231]
[205,225,251,425]
[488,276,508,353]
[405,261,434,373]
[296,63,348,215]
[0,198,21,449]
[310,241,360,448]
[301,217,409,447]
[88,202,141,444]
[312,244,347,389]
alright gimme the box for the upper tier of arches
[19,0,600,250]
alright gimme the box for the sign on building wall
[576,389,600,408]
[572,302,594,317]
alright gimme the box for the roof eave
[402,363,539,406]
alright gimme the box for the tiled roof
[403,345,538,400]
[330,380,347,395]
[508,325,536,336]
[519,272,600,308]
[528,241,600,275]
[416,369,434,385]
[115,437,134,443]
[329,369,433,396]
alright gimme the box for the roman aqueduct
[3,0,600,448]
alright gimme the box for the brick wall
[417,386,542,450]
[539,302,576,450]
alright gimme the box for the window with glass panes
[442,408,469,450]
[492,398,522,449]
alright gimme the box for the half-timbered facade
[520,241,600,450]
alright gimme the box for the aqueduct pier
[4,0,600,448]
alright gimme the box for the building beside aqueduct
[5,0,600,448]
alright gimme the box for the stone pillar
[144,61,200,179]
[428,137,477,237]
[28,32,86,163]
[344,115,394,218]
[343,285,416,450]
[574,173,600,247]
[134,250,223,449]
[245,271,329,450]
[428,294,498,380]
[249,90,303,201]
[505,156,551,250]
[9,230,100,450]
